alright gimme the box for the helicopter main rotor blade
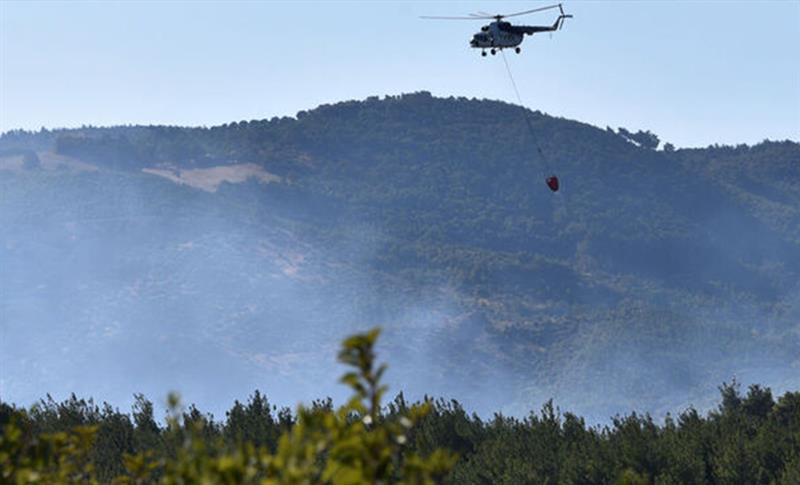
[419,15,487,20]
[421,4,565,21]
[502,4,562,18]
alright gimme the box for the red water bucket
[546,175,559,192]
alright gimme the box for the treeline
[2,330,799,483]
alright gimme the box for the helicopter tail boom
[511,14,571,36]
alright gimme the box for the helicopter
[421,4,572,56]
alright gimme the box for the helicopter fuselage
[469,21,524,49]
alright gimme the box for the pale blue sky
[1,1,798,147]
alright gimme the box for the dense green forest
[2,329,799,484]
[1,92,798,421]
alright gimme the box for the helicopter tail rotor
[556,4,573,30]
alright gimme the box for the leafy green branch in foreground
[1,328,456,484]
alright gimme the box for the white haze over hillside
[1,97,798,424]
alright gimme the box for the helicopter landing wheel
[515,47,521,54]
[481,50,487,57]
[490,48,496,55]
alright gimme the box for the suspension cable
[500,50,552,174]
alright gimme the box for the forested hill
[1,92,798,419]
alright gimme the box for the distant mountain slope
[1,93,798,419]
